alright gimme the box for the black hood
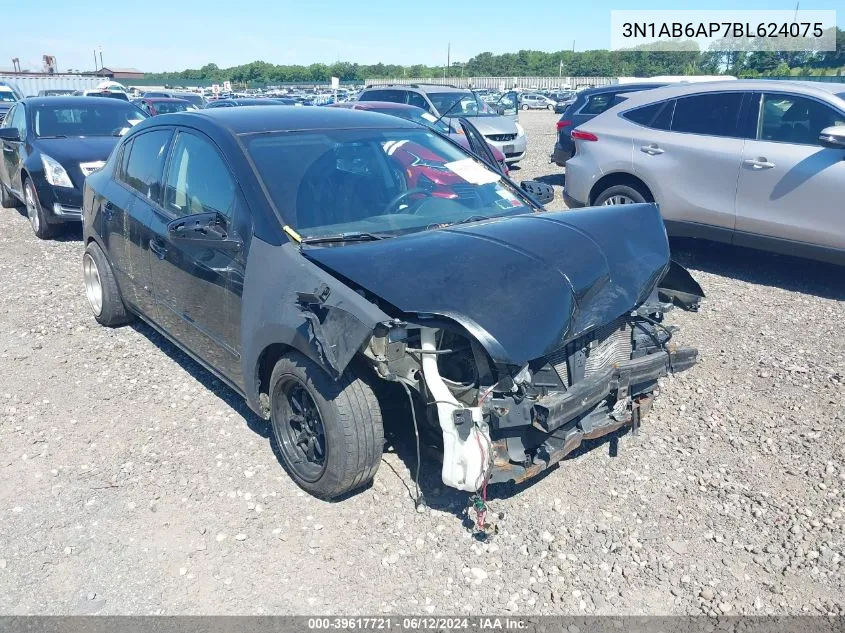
[33,136,120,189]
[34,136,119,164]
[303,203,672,366]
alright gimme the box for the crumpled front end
[359,286,700,492]
[482,300,697,485]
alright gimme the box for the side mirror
[167,212,242,250]
[0,128,21,142]
[521,180,555,205]
[819,126,845,150]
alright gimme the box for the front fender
[240,238,391,412]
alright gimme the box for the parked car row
[559,80,845,265]
[1,95,703,501]
[357,83,527,164]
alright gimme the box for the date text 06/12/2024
[307,617,530,630]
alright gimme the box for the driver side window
[164,131,237,220]
[758,93,845,146]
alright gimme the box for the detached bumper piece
[488,346,697,485]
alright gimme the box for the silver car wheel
[83,252,104,317]
[602,195,636,205]
[24,182,40,234]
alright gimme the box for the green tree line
[146,28,844,84]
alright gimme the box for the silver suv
[358,83,527,163]
[564,80,845,265]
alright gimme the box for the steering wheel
[383,188,431,215]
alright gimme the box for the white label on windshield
[421,112,437,122]
[497,188,522,208]
[444,158,500,185]
[128,119,143,126]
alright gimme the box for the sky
[2,0,842,73]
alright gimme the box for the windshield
[33,103,147,137]
[245,128,533,240]
[427,92,494,118]
[174,93,203,107]
[366,106,451,134]
[154,101,192,114]
[0,91,17,103]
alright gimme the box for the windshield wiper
[37,135,67,139]
[301,231,387,245]
[453,215,491,225]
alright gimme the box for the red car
[329,101,509,175]
[132,97,195,116]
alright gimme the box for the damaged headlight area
[362,297,698,492]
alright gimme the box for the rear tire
[23,178,54,239]
[521,103,529,111]
[83,241,134,327]
[270,352,384,499]
[593,184,648,207]
[1,182,19,208]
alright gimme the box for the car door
[631,91,748,233]
[494,91,519,120]
[734,91,845,252]
[2,105,26,195]
[109,128,173,317]
[0,104,17,189]
[147,129,248,383]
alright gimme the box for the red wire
[474,430,489,530]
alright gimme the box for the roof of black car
[185,105,420,134]
[22,96,138,108]
[578,83,668,97]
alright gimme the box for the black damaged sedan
[81,106,704,499]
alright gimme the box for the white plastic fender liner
[419,327,491,491]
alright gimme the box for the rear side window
[360,89,406,104]
[120,129,171,200]
[580,93,616,115]
[622,102,662,126]
[622,100,674,130]
[671,92,744,138]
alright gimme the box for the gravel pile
[0,110,843,615]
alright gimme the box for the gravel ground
[1,110,844,616]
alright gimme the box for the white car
[564,80,845,265]
[519,93,556,110]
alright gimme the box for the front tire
[521,103,529,111]
[270,352,384,499]
[24,179,54,239]
[593,184,648,207]
[83,241,134,326]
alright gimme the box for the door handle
[640,144,664,155]
[149,239,167,260]
[743,158,775,169]
[102,201,116,219]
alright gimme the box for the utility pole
[98,46,103,71]
[93,49,97,71]
[446,43,450,80]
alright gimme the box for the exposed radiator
[545,317,632,386]
[584,320,632,379]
